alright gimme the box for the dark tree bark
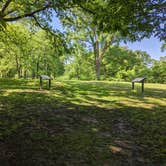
[94,39,101,80]
[15,54,21,78]
[95,58,101,80]
[36,60,39,78]
[24,69,27,79]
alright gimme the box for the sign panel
[132,77,146,82]
[40,75,51,80]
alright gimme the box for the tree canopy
[0,0,165,40]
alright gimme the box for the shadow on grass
[0,87,165,166]
[50,81,166,112]
[0,78,40,90]
[53,81,166,100]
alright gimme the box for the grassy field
[0,79,166,166]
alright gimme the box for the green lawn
[0,79,166,166]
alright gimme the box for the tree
[0,23,32,78]
[0,0,165,40]
[64,42,94,80]
[101,46,152,81]
[61,9,120,80]
[90,0,166,41]
[0,23,65,78]
[150,57,166,83]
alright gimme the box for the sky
[52,16,165,60]
[121,37,165,60]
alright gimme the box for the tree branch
[3,4,50,22]
[3,9,15,16]
[1,0,12,13]
[33,15,65,47]
[33,15,51,33]
[78,4,95,15]
[99,41,111,60]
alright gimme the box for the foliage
[0,23,65,78]
[102,47,152,81]
[64,45,165,83]
[149,57,166,83]
[0,22,165,83]
[61,8,121,80]
[0,0,165,40]
[161,43,166,52]
[64,51,95,80]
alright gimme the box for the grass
[0,78,166,166]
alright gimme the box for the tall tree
[62,10,120,80]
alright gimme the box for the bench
[132,77,146,93]
[39,75,51,90]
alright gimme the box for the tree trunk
[95,58,101,80]
[15,55,21,78]
[94,40,101,80]
[32,69,35,79]
[20,65,22,78]
[24,69,27,79]
[36,61,39,78]
[76,69,80,80]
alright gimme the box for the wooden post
[142,81,144,93]
[132,82,134,90]
[48,79,51,89]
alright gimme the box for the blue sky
[121,37,165,60]
[52,16,165,60]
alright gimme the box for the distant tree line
[0,23,165,83]
[0,23,65,79]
